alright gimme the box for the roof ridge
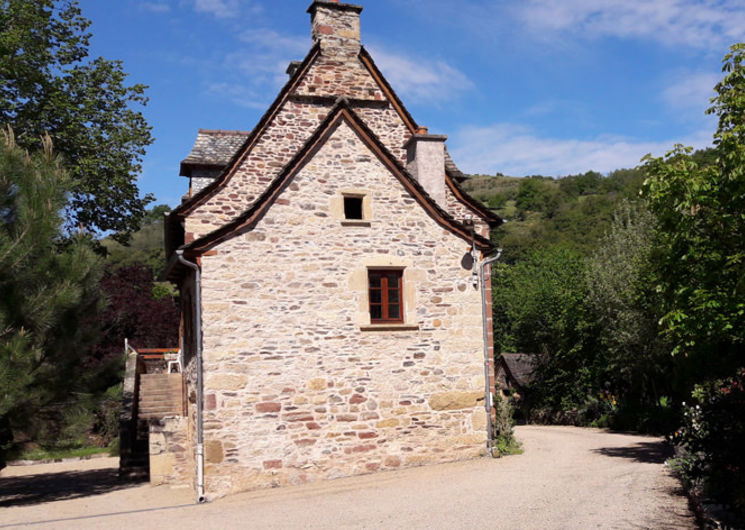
[197,129,252,136]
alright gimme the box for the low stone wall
[148,417,192,486]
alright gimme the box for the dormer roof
[179,129,252,177]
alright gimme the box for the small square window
[368,269,403,324]
[344,196,364,220]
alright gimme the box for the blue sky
[76,0,743,207]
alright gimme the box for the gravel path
[0,425,696,529]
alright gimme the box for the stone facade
[149,417,192,486]
[195,120,488,496]
[166,0,502,500]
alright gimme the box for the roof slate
[180,129,251,173]
[500,353,538,387]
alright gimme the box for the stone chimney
[405,127,447,208]
[307,1,363,57]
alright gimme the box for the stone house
[159,0,502,500]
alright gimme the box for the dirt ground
[0,425,696,529]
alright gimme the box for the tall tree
[642,43,745,374]
[0,0,153,242]
[0,129,103,467]
[585,201,673,408]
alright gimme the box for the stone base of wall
[201,401,488,498]
[204,437,486,498]
[149,417,192,486]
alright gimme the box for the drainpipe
[480,248,502,456]
[176,250,206,504]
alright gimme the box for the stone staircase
[138,374,184,419]
[119,351,184,480]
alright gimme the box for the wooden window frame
[368,269,404,324]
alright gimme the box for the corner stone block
[206,374,248,391]
[428,391,484,411]
[150,453,176,484]
[471,408,487,431]
[205,440,224,464]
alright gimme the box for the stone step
[139,403,183,412]
[140,378,182,386]
[139,396,182,408]
[139,408,182,416]
[140,389,183,401]
[140,374,183,383]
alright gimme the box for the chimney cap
[307,0,363,15]
[404,132,448,149]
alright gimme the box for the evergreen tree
[0,129,103,467]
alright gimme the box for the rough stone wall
[149,416,192,486]
[197,121,487,498]
[310,3,361,58]
[444,183,489,238]
[185,53,413,240]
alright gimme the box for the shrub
[492,389,522,456]
[672,368,745,519]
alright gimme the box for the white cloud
[205,82,270,110]
[140,2,170,13]
[225,30,310,89]
[513,0,745,50]
[450,123,713,176]
[367,46,474,103]
[238,29,309,54]
[193,0,239,19]
[662,71,719,110]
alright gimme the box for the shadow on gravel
[0,468,141,507]
[593,441,673,464]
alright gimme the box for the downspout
[480,248,502,456]
[176,250,206,504]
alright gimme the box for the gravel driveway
[0,425,696,529]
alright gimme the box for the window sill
[341,220,371,227]
[359,324,419,332]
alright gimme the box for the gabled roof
[166,100,493,279]
[498,353,538,388]
[170,38,500,236]
[170,42,322,217]
[445,170,503,228]
[179,129,251,177]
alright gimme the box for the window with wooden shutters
[368,270,403,323]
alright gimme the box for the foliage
[0,129,103,466]
[0,0,153,242]
[492,389,522,457]
[585,201,674,412]
[102,204,172,278]
[492,247,594,410]
[15,445,109,461]
[641,43,745,373]
[672,368,745,519]
[515,177,560,218]
[85,263,179,381]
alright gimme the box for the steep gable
[167,101,490,278]
[167,0,498,252]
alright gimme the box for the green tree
[0,0,153,242]
[102,204,172,278]
[0,129,103,467]
[642,43,745,372]
[586,201,674,419]
[492,247,593,410]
